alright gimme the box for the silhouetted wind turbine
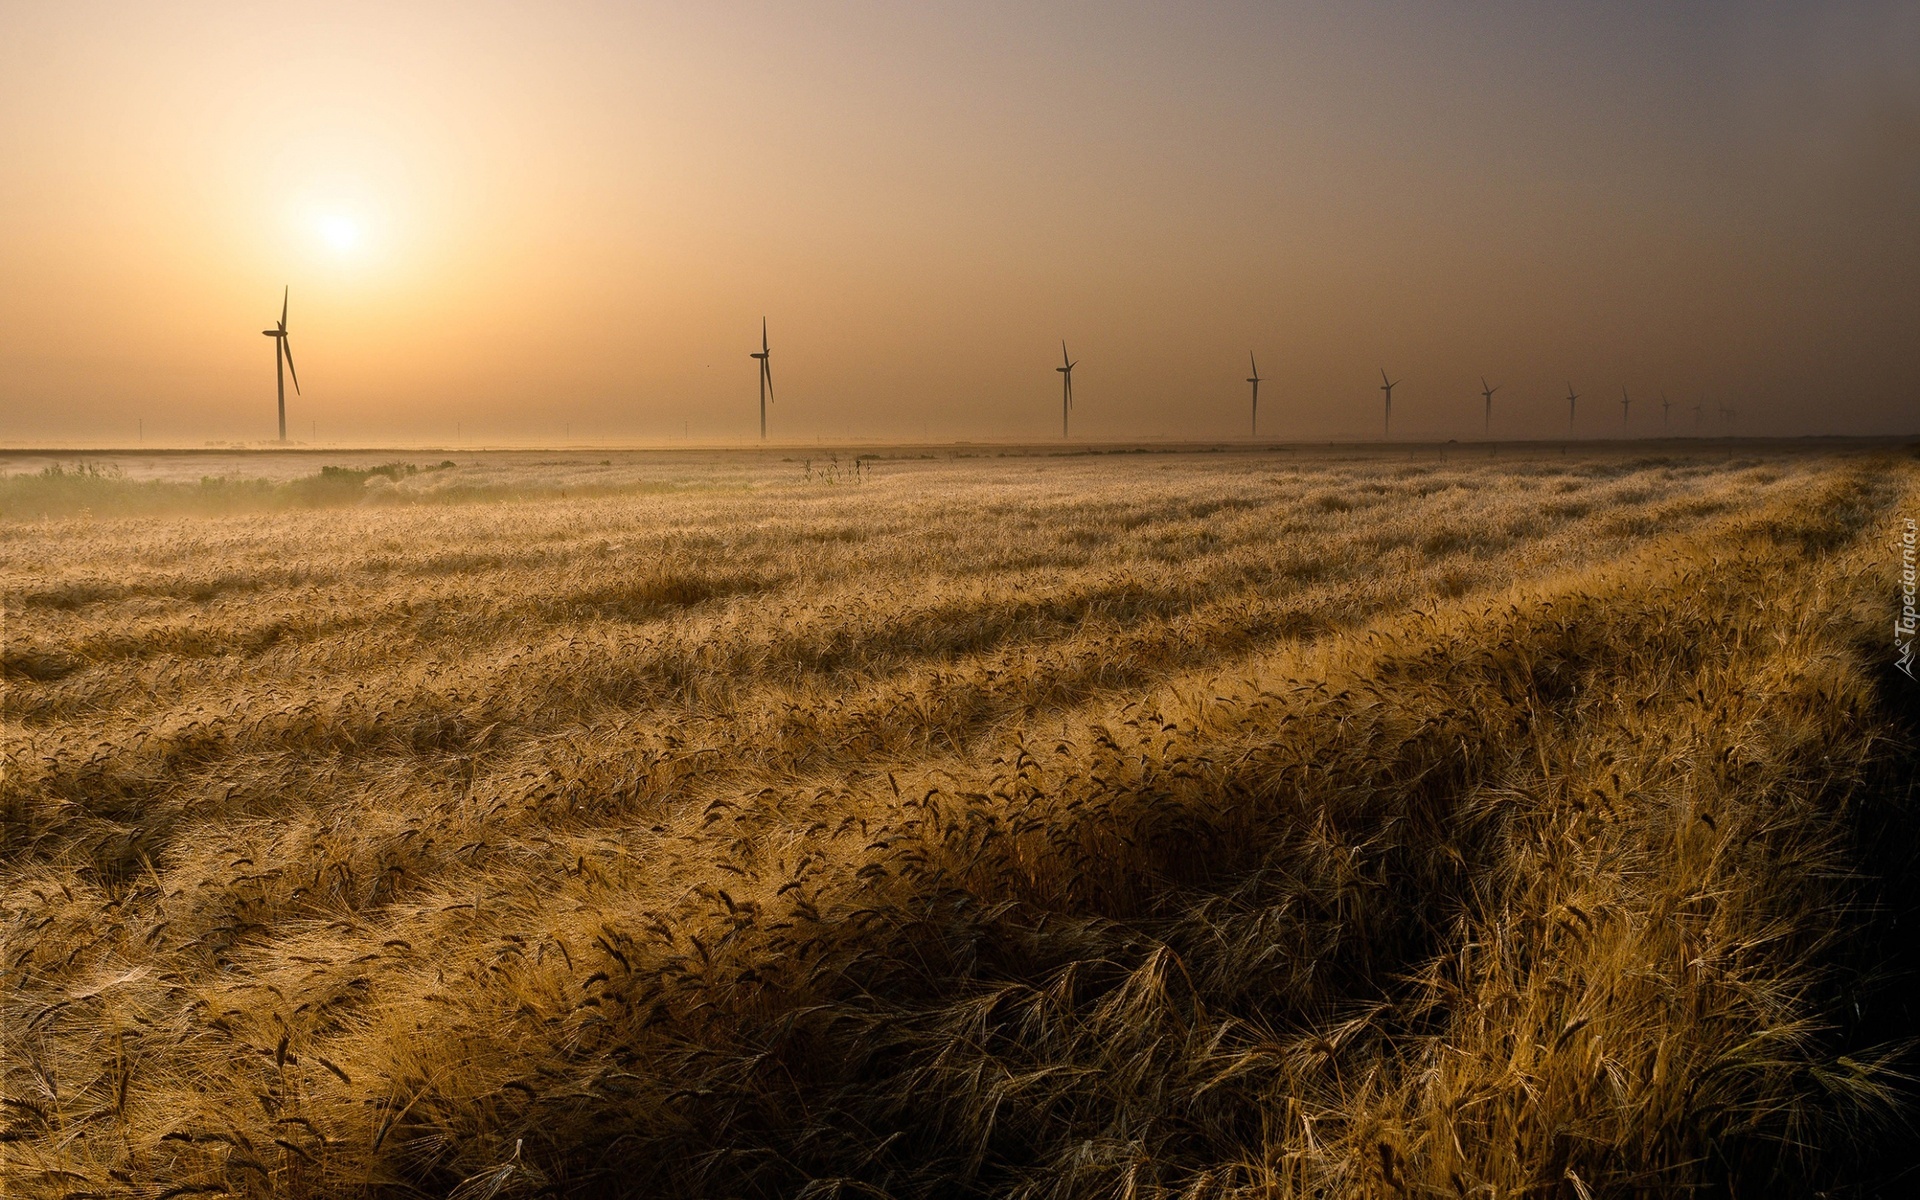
[750,319,773,440]
[1661,392,1672,434]
[1246,353,1262,437]
[1621,386,1631,431]
[1692,399,1704,434]
[261,287,300,442]
[1565,383,1579,436]
[1480,377,1499,435]
[1057,342,1076,439]
[1379,369,1399,439]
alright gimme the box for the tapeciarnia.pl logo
[1900,517,1917,679]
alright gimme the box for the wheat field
[3,445,1917,1198]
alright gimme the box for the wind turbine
[1480,377,1500,435]
[1620,386,1632,432]
[1565,383,1579,437]
[261,287,300,442]
[750,319,773,440]
[1057,341,1076,439]
[1379,369,1399,440]
[1692,398,1704,435]
[1246,352,1262,437]
[1661,392,1672,434]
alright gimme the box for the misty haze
[3,5,1918,1199]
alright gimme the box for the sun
[316,213,362,253]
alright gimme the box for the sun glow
[316,213,362,253]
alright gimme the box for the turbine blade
[281,286,288,328]
[282,339,300,394]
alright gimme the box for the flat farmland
[3,445,1917,1198]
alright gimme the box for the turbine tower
[1379,369,1399,440]
[1480,377,1500,435]
[1246,352,1262,437]
[1057,341,1076,439]
[750,319,773,440]
[1621,386,1632,432]
[261,287,300,442]
[1565,383,1579,436]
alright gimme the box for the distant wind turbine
[1692,398,1704,435]
[1379,369,1399,439]
[261,287,300,442]
[750,319,773,440]
[1480,377,1500,435]
[1246,352,1262,437]
[1565,383,1579,437]
[1621,386,1631,431]
[1057,342,1076,439]
[1661,392,1672,434]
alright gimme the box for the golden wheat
[2,445,1914,1198]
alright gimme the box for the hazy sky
[2,1,1915,444]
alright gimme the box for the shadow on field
[1837,662,1920,1197]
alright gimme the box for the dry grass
[3,446,1916,1198]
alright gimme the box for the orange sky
[1,1,1915,444]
